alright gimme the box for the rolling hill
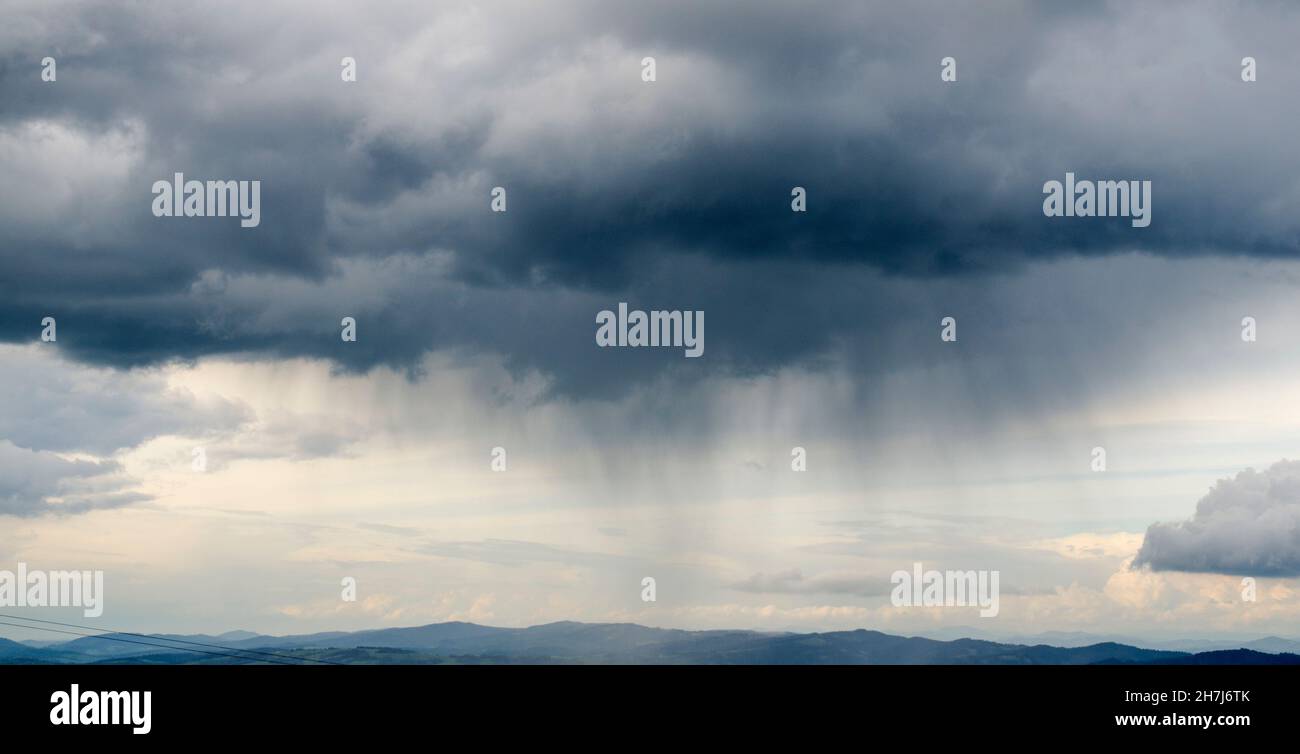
[4,621,1298,665]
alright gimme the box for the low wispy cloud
[730,568,891,597]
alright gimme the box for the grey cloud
[1135,460,1300,577]
[0,344,260,517]
[0,440,145,517]
[0,345,248,455]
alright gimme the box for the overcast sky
[3,0,1300,641]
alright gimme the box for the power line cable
[0,614,343,665]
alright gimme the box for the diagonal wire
[0,614,343,665]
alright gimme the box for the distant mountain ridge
[3,621,1298,665]
[913,626,1300,655]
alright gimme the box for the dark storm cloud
[1135,460,1300,577]
[2,0,1298,388]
